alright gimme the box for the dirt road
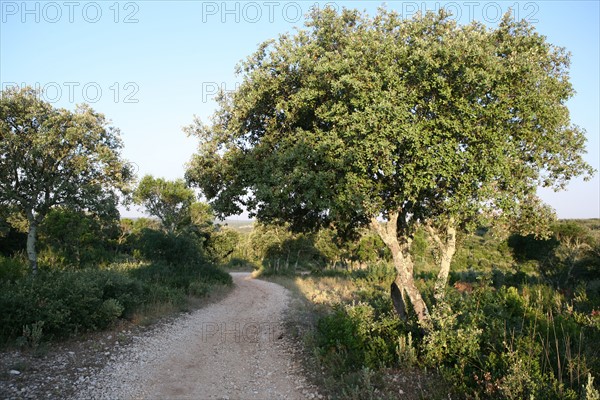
[75,272,314,399]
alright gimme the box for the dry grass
[294,276,358,305]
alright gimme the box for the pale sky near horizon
[1,1,598,219]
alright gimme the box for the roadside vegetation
[228,219,600,399]
[0,209,233,347]
[0,88,233,347]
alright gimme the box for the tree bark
[390,277,406,319]
[425,219,457,303]
[26,219,38,276]
[370,213,430,326]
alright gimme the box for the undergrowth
[275,221,600,399]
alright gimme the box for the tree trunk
[26,220,38,275]
[370,213,430,327]
[427,221,457,303]
[390,277,406,319]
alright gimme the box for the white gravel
[73,272,315,400]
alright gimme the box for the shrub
[317,302,402,372]
[129,261,231,292]
[205,227,240,263]
[0,269,135,340]
[128,228,206,266]
[38,208,120,268]
[0,255,28,281]
[422,303,483,390]
[0,260,232,343]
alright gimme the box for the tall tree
[0,87,133,274]
[185,8,594,326]
[132,175,196,233]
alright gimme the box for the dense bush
[0,254,28,281]
[0,226,232,345]
[300,220,600,399]
[0,260,232,344]
[311,268,600,399]
[128,261,232,292]
[0,269,143,340]
[38,208,121,268]
[205,227,239,263]
[317,302,402,372]
[237,223,393,274]
[127,228,206,265]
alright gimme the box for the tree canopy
[133,175,196,233]
[0,87,133,273]
[185,8,594,324]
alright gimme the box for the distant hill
[217,219,255,233]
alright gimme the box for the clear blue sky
[1,1,598,219]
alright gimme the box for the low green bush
[309,268,599,399]
[317,302,402,372]
[0,259,231,344]
[0,254,28,281]
[0,269,139,340]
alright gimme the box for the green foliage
[0,86,134,272]
[20,321,44,350]
[0,260,231,343]
[38,207,120,268]
[204,227,239,263]
[0,269,134,339]
[187,8,593,234]
[233,223,391,274]
[317,302,402,372]
[120,217,161,234]
[129,261,231,293]
[396,332,418,366]
[351,232,391,264]
[187,6,593,327]
[508,221,600,287]
[422,304,482,380]
[0,254,28,281]
[244,224,324,273]
[133,175,196,233]
[127,228,206,266]
[508,233,559,263]
[299,220,600,399]
[0,220,232,344]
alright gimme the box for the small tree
[185,8,594,325]
[133,175,196,233]
[0,87,133,274]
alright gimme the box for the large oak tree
[0,87,134,274]
[185,9,594,326]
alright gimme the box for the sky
[1,0,598,219]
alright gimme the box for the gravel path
[73,272,314,399]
